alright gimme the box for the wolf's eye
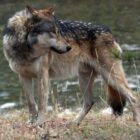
[32,32,38,36]
[31,30,43,36]
[31,25,43,35]
[30,29,42,36]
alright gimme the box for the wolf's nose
[66,46,71,51]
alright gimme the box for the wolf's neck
[56,19,111,41]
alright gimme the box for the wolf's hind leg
[74,63,97,125]
[19,75,38,123]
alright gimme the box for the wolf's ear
[26,5,38,15]
[44,5,56,16]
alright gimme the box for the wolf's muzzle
[50,45,71,54]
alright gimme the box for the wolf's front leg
[19,75,38,123]
[36,67,49,125]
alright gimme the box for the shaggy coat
[3,6,140,125]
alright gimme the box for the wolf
[3,6,71,123]
[26,6,140,125]
[3,5,140,126]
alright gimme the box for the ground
[0,109,140,140]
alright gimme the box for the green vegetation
[109,46,122,60]
[122,50,140,61]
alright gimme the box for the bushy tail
[107,85,126,115]
[94,33,137,116]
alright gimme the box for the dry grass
[0,109,140,140]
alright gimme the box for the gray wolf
[3,6,71,123]
[3,6,140,125]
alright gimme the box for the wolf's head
[26,5,71,54]
[3,6,71,63]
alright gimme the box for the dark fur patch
[110,99,126,115]
[31,19,111,42]
[107,85,127,116]
[50,45,71,54]
[4,25,33,62]
[57,20,111,41]
[3,26,16,36]
[12,42,33,60]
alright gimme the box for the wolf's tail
[93,33,137,116]
[106,85,126,115]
